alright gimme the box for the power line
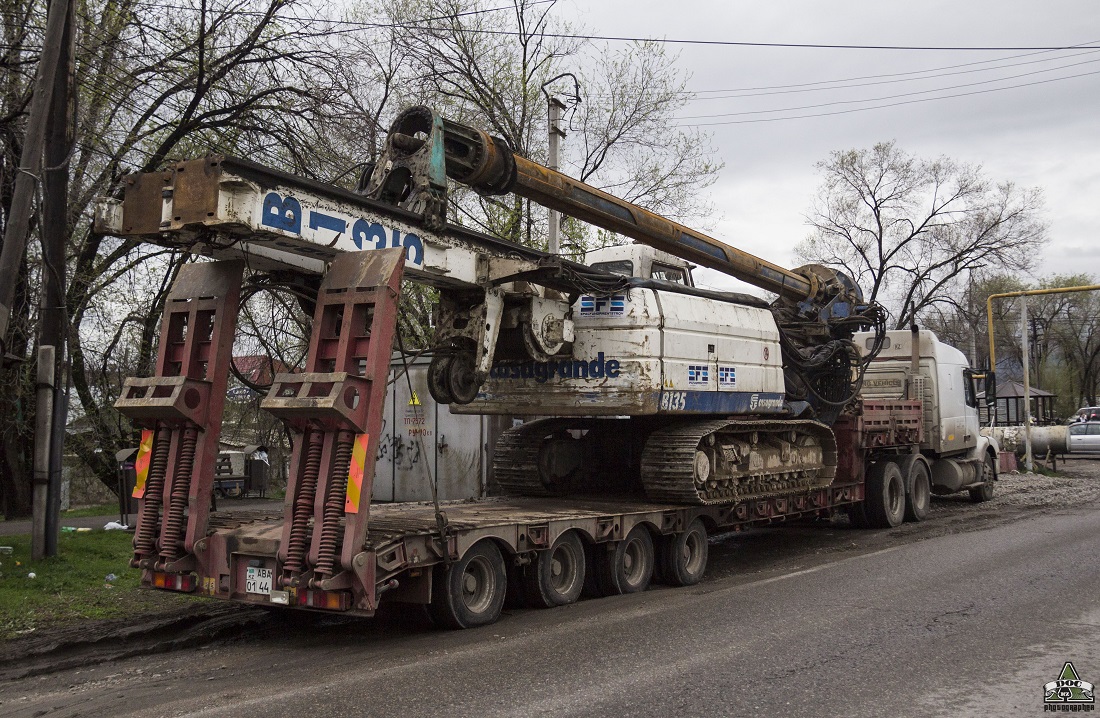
[678,68,1100,126]
[677,55,1100,120]
[682,48,1100,102]
[74,1,1095,53]
[392,27,1099,52]
[149,0,554,30]
[686,42,1100,94]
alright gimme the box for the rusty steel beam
[379,106,815,302]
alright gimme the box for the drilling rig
[95,105,997,628]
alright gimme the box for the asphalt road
[3,495,1097,717]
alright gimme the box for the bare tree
[923,272,1100,417]
[797,141,1046,329]
[1043,277,1100,408]
[921,272,1027,371]
[570,41,721,228]
[0,0,363,510]
[0,0,46,515]
[369,0,721,252]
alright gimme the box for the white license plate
[245,566,273,595]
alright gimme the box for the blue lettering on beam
[261,193,426,267]
[402,233,424,265]
[308,211,347,238]
[351,220,424,265]
[261,192,302,234]
[352,219,387,250]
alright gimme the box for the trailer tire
[659,518,708,587]
[846,502,868,528]
[864,461,906,529]
[904,459,931,522]
[429,540,507,629]
[969,454,996,503]
[595,525,655,596]
[523,531,586,608]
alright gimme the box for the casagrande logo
[489,352,622,384]
[1045,662,1095,712]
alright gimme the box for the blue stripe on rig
[658,390,785,414]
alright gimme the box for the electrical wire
[676,55,1100,120]
[678,69,1100,126]
[679,48,1100,102]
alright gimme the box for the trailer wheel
[969,454,996,503]
[904,460,931,522]
[864,461,905,529]
[429,540,507,629]
[660,518,708,587]
[595,525,655,596]
[523,531,586,608]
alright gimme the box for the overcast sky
[563,0,1099,292]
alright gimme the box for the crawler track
[494,418,838,505]
[640,419,838,505]
[493,418,580,496]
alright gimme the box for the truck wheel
[904,460,931,522]
[429,540,507,629]
[595,525,655,596]
[864,461,905,529]
[660,518,708,587]
[523,531,586,608]
[969,454,996,503]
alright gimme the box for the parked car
[1070,406,1100,423]
[1068,421,1100,452]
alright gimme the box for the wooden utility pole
[0,0,71,348]
[38,0,75,556]
[2,0,76,559]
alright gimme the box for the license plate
[245,566,273,595]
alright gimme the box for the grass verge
[0,530,197,641]
[60,503,123,519]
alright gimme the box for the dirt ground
[2,457,1098,681]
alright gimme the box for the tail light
[151,571,197,592]
[298,589,351,611]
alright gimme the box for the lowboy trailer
[96,107,996,628]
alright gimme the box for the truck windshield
[650,263,687,285]
[591,260,634,277]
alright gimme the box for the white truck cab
[585,245,695,287]
[856,328,998,496]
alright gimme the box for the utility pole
[967,272,978,368]
[0,0,71,348]
[12,0,76,559]
[547,96,566,255]
[1020,296,1033,473]
[38,0,75,557]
